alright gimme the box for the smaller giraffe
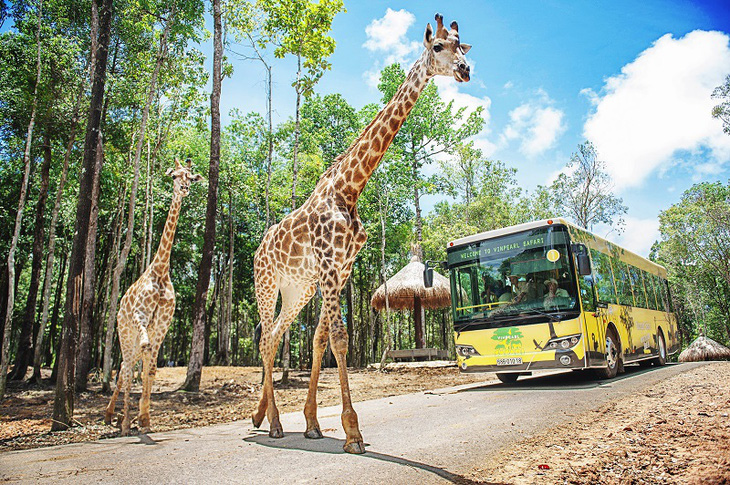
[105,158,203,435]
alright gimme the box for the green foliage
[654,181,730,346]
[712,75,730,135]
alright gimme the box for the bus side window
[643,271,659,310]
[591,249,617,305]
[630,266,648,308]
[612,260,634,306]
[664,280,675,313]
[655,275,670,313]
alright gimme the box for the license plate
[496,357,523,366]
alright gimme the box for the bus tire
[595,327,620,380]
[497,373,519,384]
[654,329,667,366]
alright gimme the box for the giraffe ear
[191,173,205,183]
[424,23,434,47]
[461,43,472,54]
[166,167,175,177]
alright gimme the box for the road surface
[0,362,705,484]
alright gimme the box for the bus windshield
[447,225,579,328]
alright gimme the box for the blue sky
[220,1,730,257]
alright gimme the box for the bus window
[591,249,617,304]
[612,260,634,306]
[629,266,648,309]
[664,280,675,313]
[579,274,596,312]
[655,275,670,313]
[643,271,659,310]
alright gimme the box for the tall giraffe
[105,158,203,435]
[253,13,472,454]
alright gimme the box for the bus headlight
[543,334,582,351]
[456,345,480,357]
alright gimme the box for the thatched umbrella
[678,335,730,362]
[371,256,452,348]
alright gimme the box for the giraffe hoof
[268,427,284,439]
[304,428,323,439]
[343,440,366,454]
[252,415,264,429]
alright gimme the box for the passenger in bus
[543,277,569,309]
[503,274,536,304]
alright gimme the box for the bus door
[577,268,607,368]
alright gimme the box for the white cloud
[584,30,730,189]
[363,9,422,87]
[595,216,660,257]
[500,92,566,157]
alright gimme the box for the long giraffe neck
[151,192,182,276]
[332,51,432,204]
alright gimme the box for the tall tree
[182,0,222,391]
[0,0,43,398]
[549,141,627,232]
[9,132,51,381]
[52,0,114,429]
[655,181,730,344]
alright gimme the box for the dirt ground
[2,362,730,485]
[468,362,730,485]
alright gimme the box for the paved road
[1,363,706,484]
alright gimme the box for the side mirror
[577,253,591,276]
[424,261,434,288]
[571,243,592,276]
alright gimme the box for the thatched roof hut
[371,256,452,350]
[370,256,451,312]
[678,336,730,362]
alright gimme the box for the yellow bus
[426,218,680,383]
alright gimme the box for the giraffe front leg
[105,365,124,425]
[303,319,330,439]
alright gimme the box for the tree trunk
[9,133,51,381]
[101,14,172,391]
[378,187,392,371]
[75,132,104,391]
[220,190,234,366]
[182,0,221,391]
[52,0,113,430]
[0,0,44,398]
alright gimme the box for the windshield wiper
[518,308,564,322]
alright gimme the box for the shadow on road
[462,363,679,392]
[243,430,505,485]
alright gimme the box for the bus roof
[447,218,668,278]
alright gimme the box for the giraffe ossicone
[252,13,472,454]
[105,158,204,436]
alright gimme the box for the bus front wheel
[595,328,620,380]
[497,373,519,384]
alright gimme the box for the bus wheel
[654,330,667,366]
[595,328,620,379]
[497,373,519,384]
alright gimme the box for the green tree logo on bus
[491,327,524,355]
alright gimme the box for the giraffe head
[165,158,204,197]
[423,13,471,82]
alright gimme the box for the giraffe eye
[433,44,443,53]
